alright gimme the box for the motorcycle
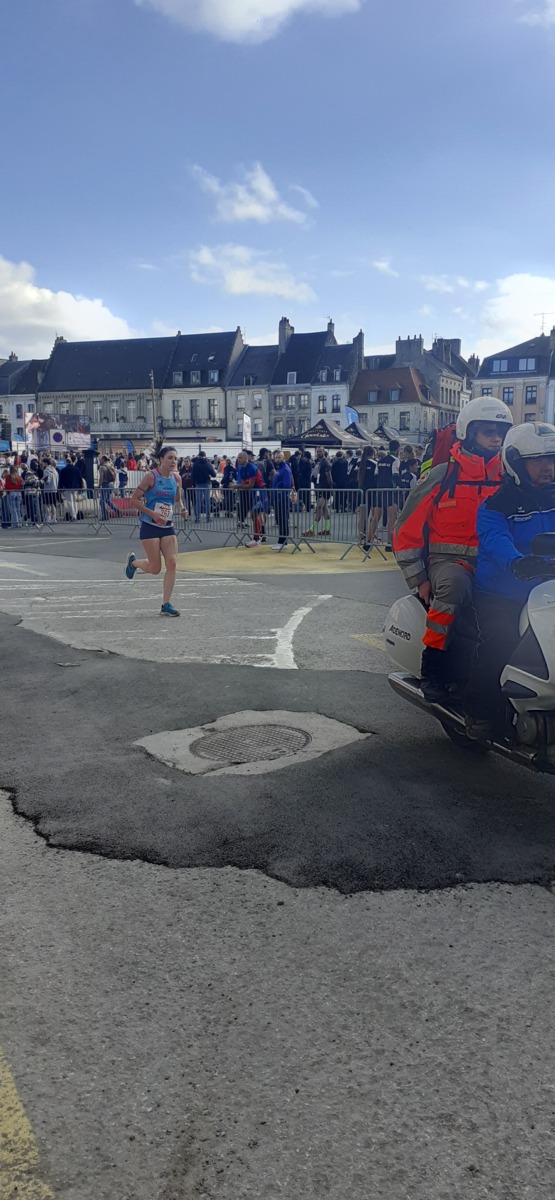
[384,533,555,775]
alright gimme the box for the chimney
[467,353,480,375]
[353,329,365,372]
[8,351,18,361]
[326,318,336,344]
[278,316,294,355]
[53,335,67,348]
[395,334,424,364]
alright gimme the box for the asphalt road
[1,526,555,1200]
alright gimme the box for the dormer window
[287,372,297,385]
[208,369,219,384]
[390,388,401,403]
[368,389,379,403]
[190,370,201,385]
[244,375,254,386]
[334,368,341,382]
[191,353,198,363]
[319,369,328,383]
[172,371,183,386]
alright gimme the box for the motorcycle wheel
[440,721,489,754]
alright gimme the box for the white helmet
[502,421,555,484]
[456,395,513,442]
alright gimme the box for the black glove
[511,555,555,581]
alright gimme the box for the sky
[3,0,555,364]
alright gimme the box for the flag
[345,406,359,426]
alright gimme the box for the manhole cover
[190,725,311,764]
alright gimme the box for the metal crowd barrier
[0,484,411,558]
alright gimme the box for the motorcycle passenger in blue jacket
[465,421,555,738]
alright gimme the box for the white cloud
[136,0,361,43]
[135,261,160,271]
[373,258,399,278]
[418,304,433,317]
[421,274,455,294]
[0,255,137,359]
[192,162,315,225]
[421,273,488,295]
[190,243,316,303]
[474,272,555,359]
[520,0,555,24]
[289,184,319,211]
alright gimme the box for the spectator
[297,451,313,511]
[357,447,378,549]
[127,453,137,470]
[221,458,237,516]
[270,451,293,550]
[4,465,23,527]
[42,458,60,523]
[234,450,266,546]
[180,456,194,508]
[22,466,43,525]
[191,451,216,522]
[289,450,301,490]
[59,454,85,520]
[304,447,333,537]
[98,456,116,521]
[331,450,349,511]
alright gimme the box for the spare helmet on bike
[502,421,555,485]
[456,395,513,445]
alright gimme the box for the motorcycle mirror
[531,532,555,556]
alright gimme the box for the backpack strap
[434,458,460,503]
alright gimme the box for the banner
[345,406,359,426]
[242,412,253,451]
[25,412,91,450]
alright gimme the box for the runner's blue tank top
[142,469,178,525]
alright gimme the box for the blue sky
[3,0,555,362]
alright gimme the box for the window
[26,402,35,413]
[43,403,53,414]
[237,394,245,409]
[146,400,153,424]
[253,394,262,409]
[190,370,201,385]
[492,360,508,373]
[300,393,309,408]
[274,394,283,409]
[190,353,198,363]
[525,386,537,404]
[253,418,262,434]
[481,387,493,395]
[244,375,254,386]
[502,387,514,405]
[400,411,410,431]
[332,394,341,413]
[390,388,401,403]
[208,398,218,420]
[172,399,182,422]
[524,412,537,422]
[110,403,119,423]
[237,419,243,434]
[275,419,284,436]
[287,394,296,408]
[334,368,341,382]
[368,389,379,403]
[15,403,23,418]
[172,371,183,386]
[378,412,388,424]
[318,396,327,413]
[287,372,297,385]
[359,412,368,425]
[190,398,200,421]
[287,422,296,436]
[92,402,102,423]
[319,369,328,383]
[519,358,536,371]
[208,369,219,384]
[300,419,309,433]
[74,401,86,416]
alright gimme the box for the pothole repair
[135,709,370,777]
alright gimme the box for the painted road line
[273,597,331,669]
[0,561,48,576]
[0,1045,55,1199]
[352,633,387,651]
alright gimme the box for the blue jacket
[271,462,293,492]
[475,478,555,604]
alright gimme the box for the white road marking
[272,596,332,670]
[0,561,48,576]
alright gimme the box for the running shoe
[160,602,180,617]
[125,553,137,579]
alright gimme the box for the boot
[420,647,448,703]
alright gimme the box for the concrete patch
[135,709,370,777]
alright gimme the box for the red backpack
[421,424,457,476]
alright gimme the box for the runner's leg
[132,538,162,575]
[160,536,178,603]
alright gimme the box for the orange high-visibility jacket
[393,441,503,590]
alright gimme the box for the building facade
[350,365,440,441]
[472,331,555,425]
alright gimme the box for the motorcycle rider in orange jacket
[392,395,513,702]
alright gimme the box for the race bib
[154,501,173,521]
